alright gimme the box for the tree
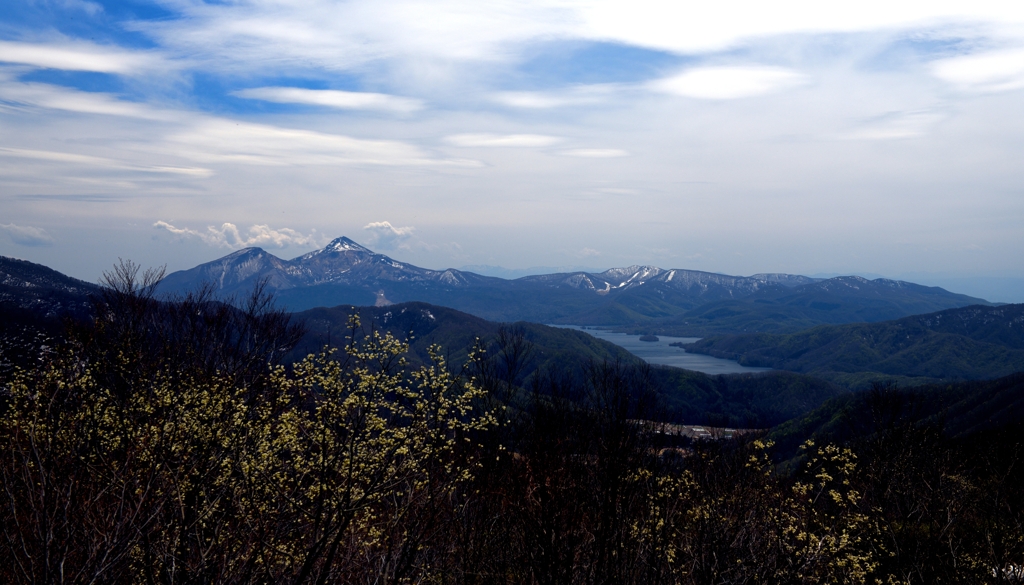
[1,263,494,584]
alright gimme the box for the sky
[2,1,1024,301]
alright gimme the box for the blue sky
[2,1,1024,301]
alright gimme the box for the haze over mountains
[3,246,1022,389]
[156,236,990,329]
[0,254,848,427]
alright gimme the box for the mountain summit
[156,237,492,300]
[155,238,990,326]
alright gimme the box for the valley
[550,325,771,374]
[3,246,1023,583]
[4,243,1020,423]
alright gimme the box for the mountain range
[0,254,847,427]
[155,236,990,328]
[686,303,1024,387]
[3,251,1022,415]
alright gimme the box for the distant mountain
[458,264,606,279]
[0,255,849,427]
[157,237,494,298]
[1,255,99,314]
[635,276,991,336]
[1,256,100,376]
[685,303,1024,387]
[157,236,991,331]
[155,237,843,324]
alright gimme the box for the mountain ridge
[154,236,991,326]
[685,303,1024,386]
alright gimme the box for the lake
[553,325,772,375]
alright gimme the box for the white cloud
[140,0,571,72]
[0,79,178,120]
[578,247,600,257]
[444,133,562,147]
[136,0,1024,77]
[0,147,212,176]
[0,80,471,168]
[558,148,629,158]
[154,221,324,248]
[491,85,619,109]
[8,0,1024,286]
[491,92,580,109]
[1,223,55,247]
[842,110,946,140]
[650,66,807,99]
[168,119,479,166]
[577,1,1024,54]
[931,48,1024,92]
[0,40,162,73]
[232,87,425,113]
[363,221,414,250]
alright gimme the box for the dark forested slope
[1,256,99,376]
[769,372,1024,460]
[686,303,1024,386]
[288,301,846,428]
[632,276,991,335]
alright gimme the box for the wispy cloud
[577,3,1024,54]
[558,148,629,158]
[931,48,1024,92]
[0,79,178,120]
[363,221,414,250]
[491,85,619,109]
[154,221,324,249]
[6,0,1024,287]
[137,1,1024,76]
[0,40,163,73]
[15,193,127,202]
[1,223,55,247]
[842,110,946,140]
[0,147,212,176]
[232,87,425,113]
[168,119,479,166]
[444,133,562,147]
[0,80,471,168]
[139,0,570,73]
[650,66,807,99]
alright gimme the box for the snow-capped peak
[324,237,372,253]
[598,265,664,282]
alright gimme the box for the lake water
[553,325,772,375]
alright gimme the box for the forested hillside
[769,374,1024,456]
[686,303,1024,386]
[628,275,993,335]
[290,302,847,428]
[2,262,1021,584]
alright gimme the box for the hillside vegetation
[1,255,844,431]
[686,303,1024,386]
[769,373,1024,463]
[2,261,1021,584]
[289,301,847,429]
